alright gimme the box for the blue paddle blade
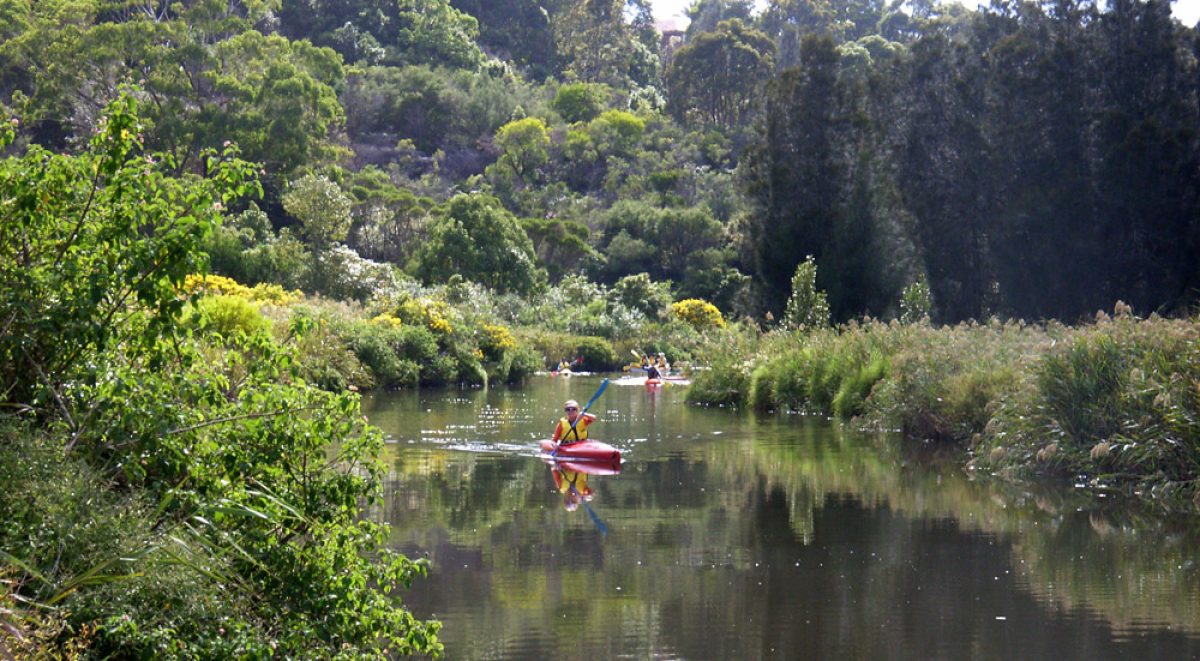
[582,499,608,536]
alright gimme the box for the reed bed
[687,307,1200,506]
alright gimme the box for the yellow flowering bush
[397,297,454,335]
[481,323,517,351]
[369,313,404,329]
[671,298,726,330]
[247,282,302,305]
[184,273,250,298]
[183,274,301,305]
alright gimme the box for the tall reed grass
[688,307,1200,507]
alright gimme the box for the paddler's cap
[564,399,579,411]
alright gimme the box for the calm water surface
[363,376,1200,660]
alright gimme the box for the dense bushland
[0,98,441,657]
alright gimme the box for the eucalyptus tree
[278,0,484,68]
[4,1,344,174]
[414,192,548,295]
[665,18,775,131]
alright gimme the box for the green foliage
[610,273,672,319]
[524,274,648,339]
[345,322,421,389]
[784,256,831,330]
[588,110,645,157]
[0,96,440,656]
[280,0,482,69]
[346,166,435,266]
[899,274,933,324]
[521,216,597,282]
[666,18,775,129]
[493,116,551,185]
[186,294,272,339]
[0,92,259,406]
[13,20,345,174]
[283,173,354,251]
[204,205,314,290]
[552,82,607,123]
[414,193,547,295]
[569,336,618,372]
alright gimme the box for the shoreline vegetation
[685,305,1200,511]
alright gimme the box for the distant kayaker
[644,361,660,380]
[552,399,596,445]
[656,352,670,375]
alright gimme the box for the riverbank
[685,305,1200,510]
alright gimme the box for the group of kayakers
[634,352,670,380]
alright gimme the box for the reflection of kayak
[540,439,621,464]
[543,455,622,476]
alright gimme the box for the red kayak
[540,439,621,465]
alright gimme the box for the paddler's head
[564,400,580,422]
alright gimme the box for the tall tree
[450,0,564,78]
[665,18,775,130]
[743,35,846,314]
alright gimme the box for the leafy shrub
[343,322,416,389]
[899,274,932,324]
[553,82,606,123]
[572,336,618,371]
[610,273,671,319]
[503,345,543,383]
[291,315,370,391]
[187,294,271,339]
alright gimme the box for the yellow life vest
[556,416,590,442]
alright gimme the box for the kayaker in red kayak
[552,399,596,445]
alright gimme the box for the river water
[363,375,1200,660]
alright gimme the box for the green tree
[450,0,564,78]
[743,34,845,315]
[0,95,443,655]
[279,0,483,68]
[493,116,550,186]
[554,0,659,88]
[0,92,258,405]
[552,81,607,123]
[414,193,547,294]
[282,173,354,251]
[522,216,598,282]
[666,18,775,129]
[6,9,345,174]
[784,255,831,329]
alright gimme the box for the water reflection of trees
[720,423,1200,637]
[374,422,1200,657]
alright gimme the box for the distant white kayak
[612,375,691,386]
